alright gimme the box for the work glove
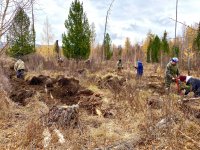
[172,77,176,81]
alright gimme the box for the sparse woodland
[0,0,200,149]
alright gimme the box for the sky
[35,0,200,46]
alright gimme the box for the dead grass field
[0,56,200,150]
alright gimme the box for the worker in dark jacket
[179,75,200,97]
[117,59,123,73]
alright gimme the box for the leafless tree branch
[0,0,36,54]
[102,0,115,61]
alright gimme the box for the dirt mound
[9,89,34,106]
[57,77,79,96]
[9,78,36,105]
[79,93,102,114]
[50,77,81,105]
[98,74,126,91]
[29,75,49,85]
[8,74,102,115]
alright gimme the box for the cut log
[47,104,79,128]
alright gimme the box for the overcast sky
[35,0,200,46]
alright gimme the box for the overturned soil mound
[10,89,34,106]
[9,78,37,105]
[29,75,48,85]
[98,74,126,92]
[53,77,80,97]
[9,75,102,114]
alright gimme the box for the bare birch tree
[31,0,36,51]
[102,0,115,61]
[41,16,54,56]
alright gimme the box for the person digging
[164,57,180,93]
[178,75,200,97]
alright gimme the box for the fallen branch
[96,134,143,150]
[178,130,200,148]
[182,97,200,103]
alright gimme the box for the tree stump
[47,104,79,128]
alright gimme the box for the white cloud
[34,0,200,46]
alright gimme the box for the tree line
[1,0,200,68]
[144,23,200,70]
[1,0,113,60]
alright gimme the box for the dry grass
[0,56,200,149]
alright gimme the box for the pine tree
[104,33,112,60]
[7,7,34,57]
[146,32,154,63]
[161,31,169,54]
[62,0,91,60]
[172,45,179,57]
[193,23,200,52]
[118,45,122,58]
[160,31,169,67]
[147,39,152,63]
[151,35,161,63]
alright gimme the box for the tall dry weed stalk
[24,54,59,71]
[0,66,11,92]
[23,119,44,149]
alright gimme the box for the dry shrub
[0,56,12,92]
[0,67,11,92]
[23,119,44,149]
[0,90,13,119]
[24,54,58,71]
[23,54,45,71]
[118,80,147,113]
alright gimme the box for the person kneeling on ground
[179,75,200,97]
[14,58,25,79]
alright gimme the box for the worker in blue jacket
[135,60,143,80]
